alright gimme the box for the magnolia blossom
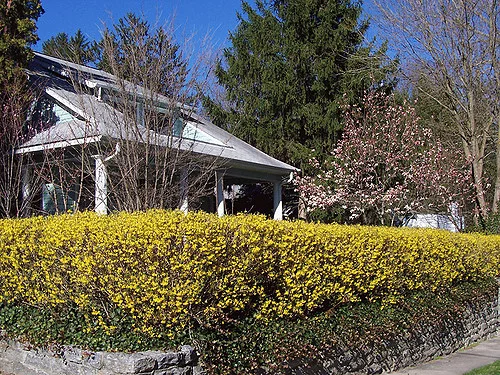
[295,91,473,226]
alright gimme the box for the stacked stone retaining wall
[284,294,499,374]
[0,340,200,375]
[0,287,498,375]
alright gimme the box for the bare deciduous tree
[21,14,221,215]
[0,73,41,217]
[94,15,220,212]
[374,0,500,222]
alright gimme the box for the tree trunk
[492,116,500,213]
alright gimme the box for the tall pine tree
[0,0,43,78]
[95,13,188,97]
[205,0,395,169]
[41,13,190,98]
[42,29,96,65]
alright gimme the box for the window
[25,97,77,137]
[52,103,77,124]
[42,183,78,214]
[173,118,225,146]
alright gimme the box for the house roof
[19,52,298,180]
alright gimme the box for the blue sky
[34,0,382,59]
[35,0,245,53]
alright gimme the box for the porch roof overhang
[18,53,299,183]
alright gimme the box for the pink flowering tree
[295,92,472,227]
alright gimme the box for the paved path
[388,336,500,375]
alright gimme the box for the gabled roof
[19,53,298,179]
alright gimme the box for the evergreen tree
[95,13,188,97]
[42,29,96,65]
[0,0,43,78]
[205,0,395,168]
[0,0,42,217]
[41,13,190,98]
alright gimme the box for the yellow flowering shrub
[0,210,498,336]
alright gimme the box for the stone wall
[285,295,499,374]
[0,288,498,375]
[0,339,201,375]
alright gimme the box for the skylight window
[173,119,225,146]
[53,103,77,124]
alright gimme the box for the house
[404,203,464,232]
[405,213,462,232]
[17,52,298,219]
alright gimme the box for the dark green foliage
[0,0,43,145]
[466,211,500,234]
[41,13,189,98]
[204,0,396,168]
[42,30,97,65]
[483,214,500,234]
[94,13,188,97]
[0,303,187,352]
[1,278,496,374]
[196,277,498,373]
[412,75,458,148]
[307,206,346,224]
[0,0,43,78]
[0,0,41,217]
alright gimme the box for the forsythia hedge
[0,210,499,337]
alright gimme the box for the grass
[464,360,500,375]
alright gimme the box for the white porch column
[273,181,283,220]
[21,166,32,216]
[216,171,225,217]
[94,156,108,214]
[179,167,189,214]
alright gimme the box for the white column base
[273,181,283,220]
[216,171,225,217]
[94,156,108,215]
[179,168,189,214]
